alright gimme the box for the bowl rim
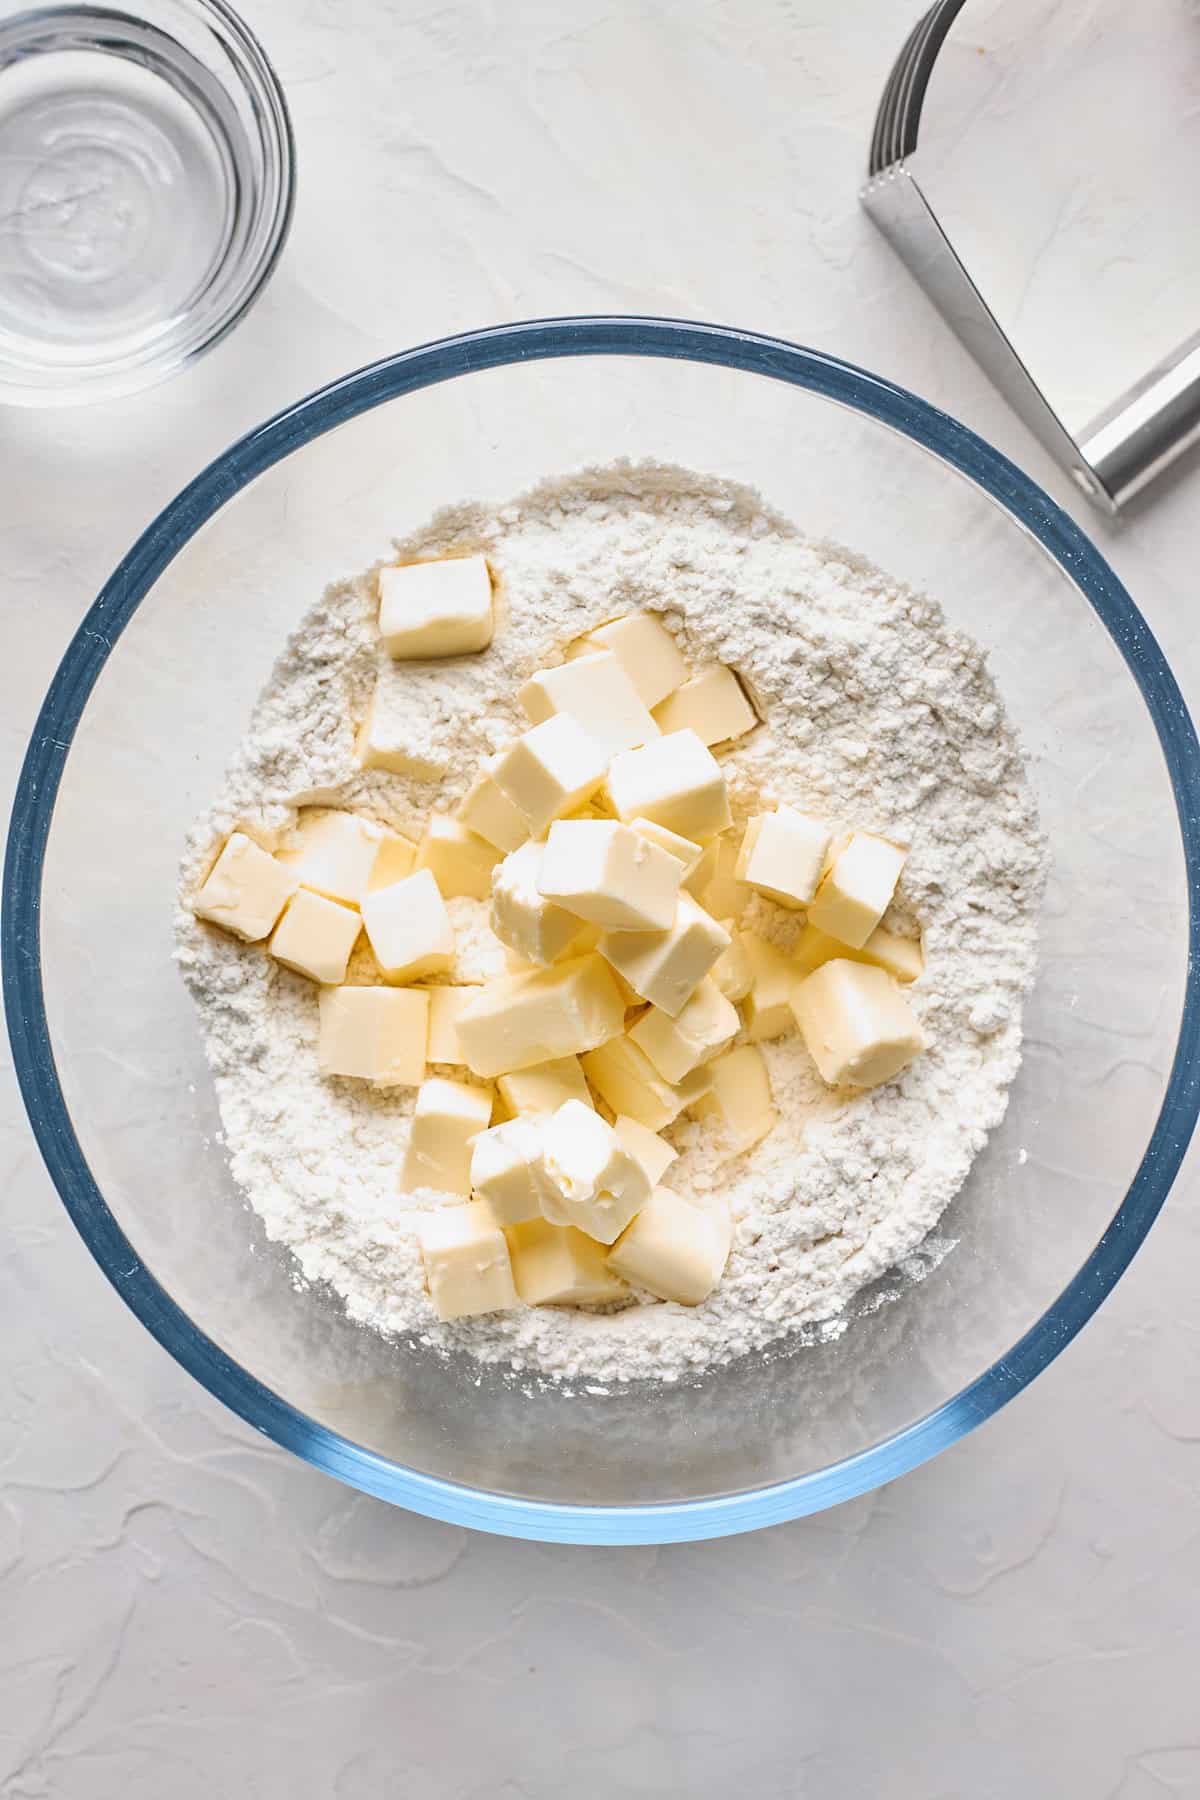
[5,315,1199,1543]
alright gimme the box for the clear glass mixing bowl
[5,319,1199,1543]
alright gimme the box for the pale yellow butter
[505,1217,628,1307]
[607,1189,733,1306]
[735,806,831,909]
[367,829,418,892]
[710,922,753,1002]
[793,921,923,985]
[568,612,688,708]
[540,1100,651,1244]
[705,1045,777,1151]
[455,953,625,1078]
[193,831,297,942]
[791,959,925,1089]
[598,893,730,1017]
[738,932,799,1041]
[491,714,608,836]
[519,649,659,756]
[613,1114,678,1187]
[417,1199,517,1319]
[807,832,907,949]
[628,976,739,1083]
[268,889,361,985]
[456,754,529,853]
[496,1055,593,1118]
[361,868,454,982]
[378,555,493,659]
[651,664,757,746]
[426,986,476,1064]
[538,819,682,931]
[469,1116,551,1226]
[605,729,732,841]
[582,1035,701,1132]
[400,1075,494,1195]
[491,840,587,966]
[277,808,385,905]
[692,834,749,918]
[318,985,428,1086]
[628,816,704,876]
[415,814,500,901]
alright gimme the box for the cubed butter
[598,894,730,1017]
[505,1217,628,1307]
[417,1200,517,1319]
[361,868,454,982]
[735,807,831,909]
[469,1116,552,1226]
[710,922,753,1002]
[705,1045,777,1151]
[807,833,908,950]
[318,985,428,1086]
[193,831,297,942]
[692,834,749,917]
[538,819,683,931]
[456,755,529,853]
[613,1115,678,1187]
[268,888,361,984]
[568,613,688,708]
[582,1035,705,1132]
[400,1076,494,1195]
[791,959,925,1089]
[607,1189,733,1306]
[378,555,493,659]
[628,816,704,877]
[519,650,659,756]
[456,953,625,1077]
[491,840,586,966]
[605,729,732,841]
[793,922,923,984]
[739,932,799,1042]
[357,683,432,777]
[426,986,476,1064]
[651,664,757,746]
[539,1100,651,1244]
[628,977,739,1083]
[367,829,418,892]
[277,808,386,905]
[491,714,608,836]
[496,1055,593,1118]
[416,814,500,901]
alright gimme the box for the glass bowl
[5,318,1199,1544]
[0,0,294,406]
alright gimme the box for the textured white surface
[3,0,1200,1792]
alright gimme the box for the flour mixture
[175,462,1044,1384]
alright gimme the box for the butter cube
[491,841,586,966]
[793,922,923,985]
[538,820,683,930]
[456,953,625,1078]
[607,1189,733,1306]
[710,922,753,1002]
[469,1117,552,1226]
[739,932,799,1041]
[193,831,297,942]
[692,835,749,917]
[651,664,757,746]
[491,714,608,836]
[705,1045,777,1151]
[540,1100,651,1244]
[400,1076,494,1195]
[606,730,731,841]
[318,985,428,1086]
[456,755,529,853]
[568,613,688,708]
[598,894,730,1017]
[505,1217,628,1307]
[268,889,362,984]
[367,829,418,892]
[807,833,908,950]
[628,816,704,877]
[496,1055,593,1118]
[426,986,476,1064]
[357,684,430,777]
[791,959,925,1089]
[277,809,386,905]
[417,1200,517,1319]
[361,868,454,982]
[735,807,831,909]
[629,976,739,1083]
[378,555,493,659]
[519,650,659,756]
[582,1035,703,1132]
[416,814,500,901]
[613,1115,678,1187]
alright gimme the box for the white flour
[175,462,1044,1385]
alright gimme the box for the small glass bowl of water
[0,0,294,405]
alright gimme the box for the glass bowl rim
[5,314,1199,1544]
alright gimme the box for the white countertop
[4,1,1199,1792]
